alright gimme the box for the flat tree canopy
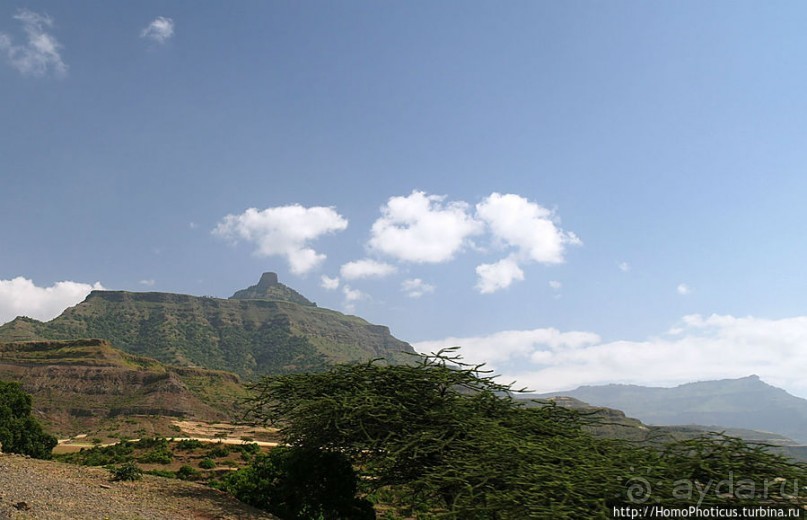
[241,348,807,518]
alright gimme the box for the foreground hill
[0,453,278,519]
[0,339,248,436]
[0,273,415,379]
[532,375,807,444]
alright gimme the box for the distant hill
[0,273,415,379]
[531,376,807,444]
[520,394,807,462]
[0,339,248,436]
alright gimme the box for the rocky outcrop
[230,272,316,306]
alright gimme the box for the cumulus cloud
[340,259,397,280]
[360,190,580,293]
[401,278,435,298]
[619,262,630,272]
[320,275,340,290]
[471,193,580,294]
[141,16,174,44]
[476,193,580,264]
[548,280,562,291]
[677,283,691,295]
[138,279,156,287]
[0,9,67,77]
[213,205,348,275]
[475,257,524,294]
[413,314,807,398]
[369,191,482,263]
[0,277,104,325]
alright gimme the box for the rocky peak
[229,272,316,307]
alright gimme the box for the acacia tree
[0,380,57,459]
[241,349,635,518]
[240,349,807,518]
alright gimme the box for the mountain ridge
[0,273,415,379]
[532,375,807,444]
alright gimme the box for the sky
[3,2,807,397]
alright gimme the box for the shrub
[0,380,58,459]
[199,458,216,469]
[175,439,204,450]
[207,443,231,458]
[219,446,375,520]
[176,464,200,480]
[138,448,173,464]
[110,462,142,481]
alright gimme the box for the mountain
[532,376,807,444]
[0,273,415,379]
[0,339,249,435]
[520,395,807,462]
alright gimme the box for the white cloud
[475,257,524,294]
[619,262,630,272]
[141,16,174,44]
[369,191,482,263]
[414,328,601,367]
[413,314,807,399]
[677,283,691,295]
[476,193,581,264]
[401,278,435,298]
[548,280,562,291]
[213,205,348,275]
[340,259,397,280]
[0,9,67,77]
[138,279,156,287]
[320,275,340,290]
[0,277,104,325]
[470,193,581,293]
[341,284,367,313]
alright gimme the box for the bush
[176,464,200,480]
[219,446,375,520]
[56,441,134,466]
[110,462,143,481]
[207,443,231,458]
[0,380,57,459]
[138,448,173,464]
[175,439,204,450]
[199,458,216,469]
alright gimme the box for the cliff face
[0,340,247,435]
[0,274,415,379]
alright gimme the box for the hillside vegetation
[0,339,248,436]
[0,273,414,380]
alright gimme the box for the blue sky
[3,2,807,397]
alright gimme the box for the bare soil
[0,453,279,519]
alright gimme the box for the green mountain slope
[0,339,249,435]
[0,273,414,379]
[532,375,807,444]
